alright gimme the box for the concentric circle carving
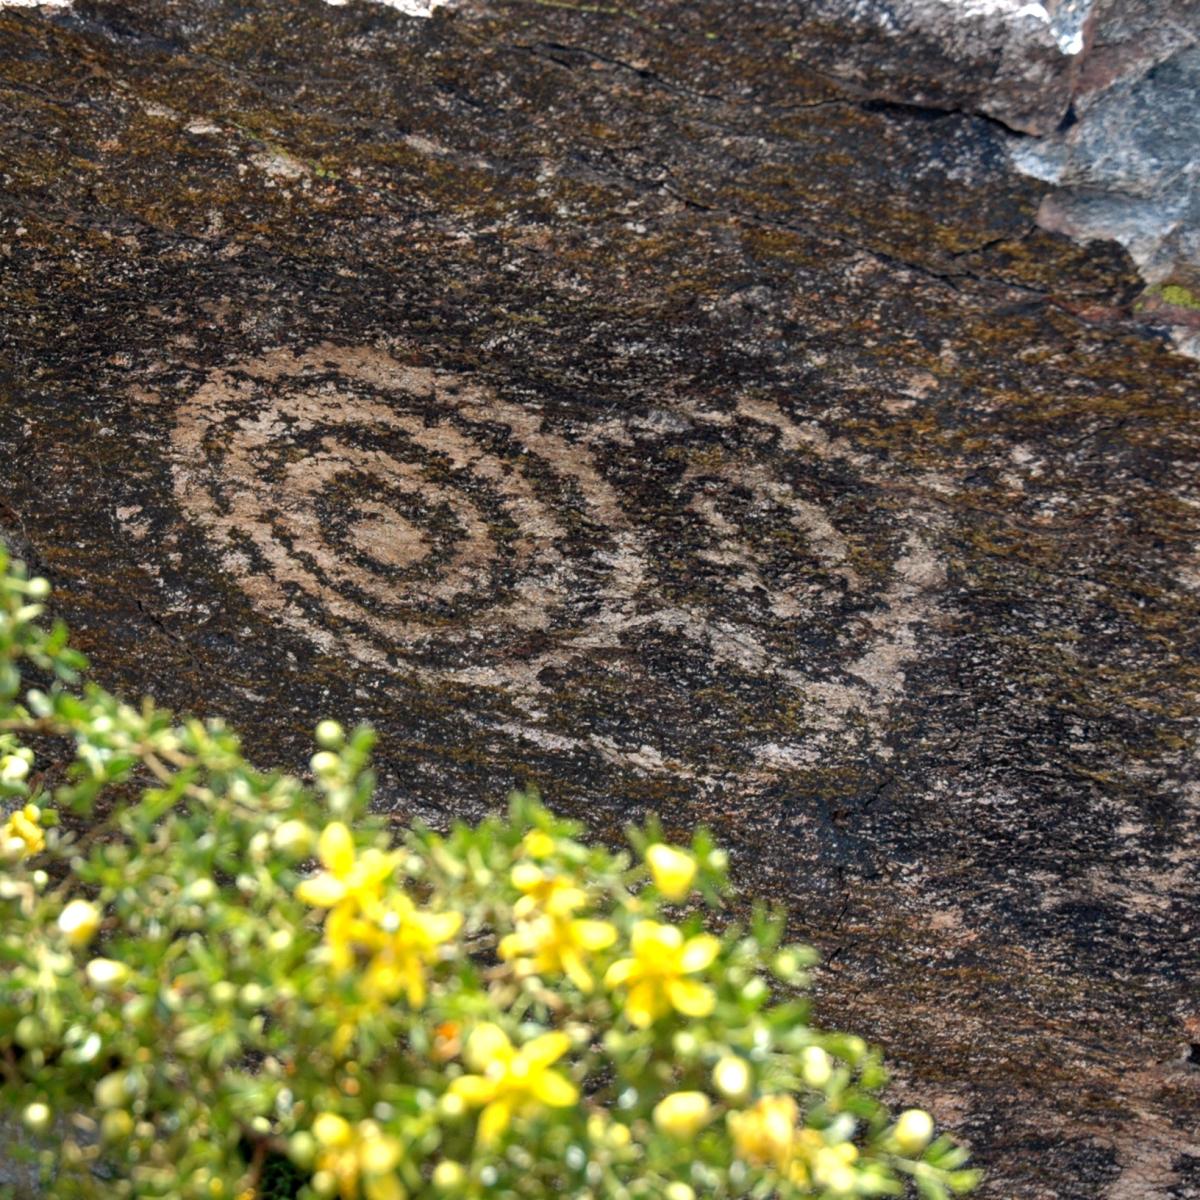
[169,343,644,687]
[142,341,945,771]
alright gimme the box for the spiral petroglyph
[153,341,946,768]
[169,343,645,688]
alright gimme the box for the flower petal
[477,1099,513,1146]
[402,957,427,1008]
[465,1023,513,1072]
[561,948,594,993]
[522,1031,571,1068]
[544,886,588,917]
[680,934,720,973]
[572,919,618,951]
[667,977,715,1017]
[631,919,681,958]
[532,1069,579,1107]
[603,958,639,989]
[421,911,464,943]
[449,1075,497,1107]
[318,823,355,877]
[498,932,526,961]
[624,980,664,1028]
[296,873,347,908]
[365,1175,404,1200]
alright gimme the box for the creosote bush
[0,547,979,1200]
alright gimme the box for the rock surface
[1,1,1199,1197]
[1008,0,1200,356]
[778,0,1200,351]
[788,0,1087,136]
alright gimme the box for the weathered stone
[1011,40,1200,355]
[788,0,1086,135]
[1073,0,1200,111]
[0,1,1198,1197]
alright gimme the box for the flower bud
[311,1171,338,1198]
[671,1031,699,1059]
[211,982,236,1007]
[101,1109,134,1142]
[653,1091,712,1139]
[772,950,801,980]
[1,754,29,781]
[801,1046,832,1088]
[310,751,341,777]
[26,577,50,600]
[607,1122,631,1148]
[268,928,294,953]
[22,1102,51,1134]
[58,899,101,947]
[312,1113,352,1148]
[14,1016,43,1048]
[272,819,315,858]
[94,1072,128,1109]
[239,983,265,1009]
[645,844,697,901]
[665,1184,695,1200]
[86,958,130,991]
[315,721,344,749]
[892,1109,934,1156]
[432,1161,466,1191]
[184,878,217,904]
[363,1132,404,1175]
[289,1132,316,1168]
[713,1055,752,1102]
[811,1146,856,1194]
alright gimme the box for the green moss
[1157,283,1200,310]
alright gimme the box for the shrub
[0,546,979,1200]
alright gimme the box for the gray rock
[789,0,1088,134]
[1012,42,1200,353]
[1073,0,1200,112]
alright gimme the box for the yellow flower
[1,803,45,861]
[499,914,617,991]
[295,824,397,912]
[653,1091,713,1139]
[311,1115,404,1200]
[603,920,719,1027]
[808,1142,858,1194]
[729,1097,857,1189]
[728,1094,799,1171]
[448,1023,578,1145]
[520,829,556,859]
[510,863,586,919]
[645,844,697,901]
[359,894,463,1007]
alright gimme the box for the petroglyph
[145,341,948,768]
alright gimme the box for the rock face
[784,0,1200,351]
[789,0,1087,135]
[1,1,1199,1197]
[1005,0,1200,356]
